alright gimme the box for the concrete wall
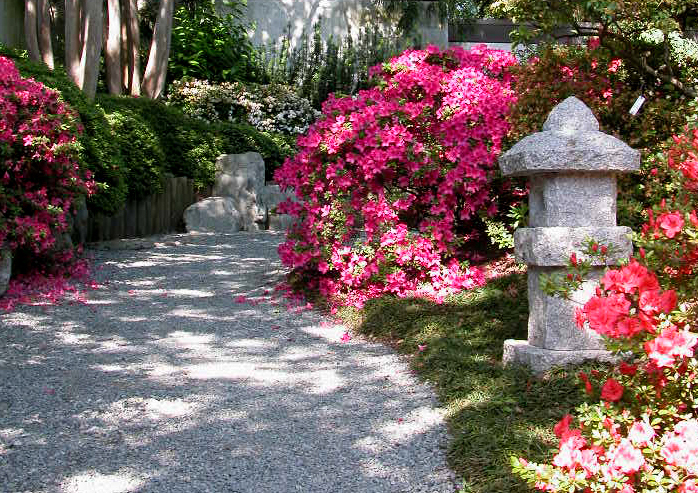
[0,0,24,49]
[223,0,447,49]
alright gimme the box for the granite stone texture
[542,96,599,132]
[183,197,242,233]
[499,96,639,372]
[502,340,617,376]
[528,173,617,227]
[514,227,633,267]
[526,267,605,350]
[213,152,265,200]
[499,97,640,177]
[268,213,297,231]
[259,184,296,225]
[0,249,11,296]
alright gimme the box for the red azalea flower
[601,378,624,401]
[657,212,685,239]
[579,372,593,394]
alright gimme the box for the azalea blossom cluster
[274,45,517,306]
[514,124,698,493]
[167,78,320,135]
[515,256,698,491]
[0,56,94,260]
[507,39,626,146]
[635,125,698,295]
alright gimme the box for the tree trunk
[105,0,122,94]
[124,0,141,96]
[64,0,81,87]
[37,0,54,69]
[141,0,174,99]
[79,0,103,100]
[120,0,129,91]
[24,0,41,63]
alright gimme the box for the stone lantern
[499,97,640,373]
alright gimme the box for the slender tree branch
[641,56,697,98]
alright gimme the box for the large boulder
[213,152,265,231]
[213,152,265,200]
[183,197,242,233]
[258,184,296,226]
[268,213,297,231]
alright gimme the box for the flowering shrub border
[0,56,94,261]
[274,45,518,308]
[513,124,698,492]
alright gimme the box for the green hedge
[1,46,294,213]
[97,95,294,188]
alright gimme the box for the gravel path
[0,232,458,493]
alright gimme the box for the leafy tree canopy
[490,0,698,97]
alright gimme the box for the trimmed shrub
[98,95,295,193]
[103,109,166,200]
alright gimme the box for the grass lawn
[337,258,604,492]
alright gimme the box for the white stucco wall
[222,0,447,49]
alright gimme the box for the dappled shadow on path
[0,233,455,493]
[351,274,589,492]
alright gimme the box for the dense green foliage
[0,45,127,216]
[98,95,295,197]
[492,0,698,99]
[168,0,263,85]
[260,22,409,108]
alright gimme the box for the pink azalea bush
[513,125,698,492]
[274,45,518,307]
[0,55,94,264]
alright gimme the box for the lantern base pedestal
[502,339,617,375]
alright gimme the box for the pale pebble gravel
[0,232,459,493]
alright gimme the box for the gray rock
[268,213,297,231]
[259,185,294,211]
[213,153,267,230]
[213,152,265,200]
[503,339,618,376]
[0,248,11,296]
[259,185,296,225]
[514,227,633,267]
[499,97,640,177]
[183,197,242,233]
